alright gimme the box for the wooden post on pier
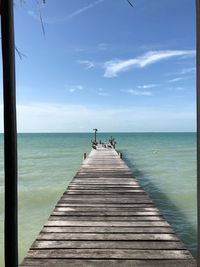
[1,0,18,266]
[93,128,98,143]
[196,0,200,266]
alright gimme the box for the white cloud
[77,60,95,70]
[28,0,105,24]
[69,88,75,93]
[67,0,105,19]
[98,92,109,96]
[27,10,57,25]
[103,50,195,78]
[123,89,153,96]
[76,85,84,90]
[68,85,84,93]
[137,84,159,89]
[28,10,40,21]
[174,87,185,91]
[104,59,137,78]
[97,88,109,96]
[168,77,185,83]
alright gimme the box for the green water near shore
[0,132,196,265]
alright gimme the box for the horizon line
[0,131,196,134]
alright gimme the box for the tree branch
[127,0,134,8]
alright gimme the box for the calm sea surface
[0,132,197,265]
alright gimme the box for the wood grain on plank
[32,240,184,249]
[26,248,192,259]
[20,259,197,267]
[41,226,174,233]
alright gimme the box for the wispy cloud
[165,67,196,77]
[68,85,84,93]
[28,10,57,25]
[98,92,109,96]
[67,0,105,19]
[179,67,196,75]
[103,50,195,78]
[174,87,185,91]
[168,77,185,83]
[77,60,95,70]
[97,88,109,96]
[28,0,105,24]
[137,84,159,89]
[167,86,185,91]
[28,10,40,21]
[123,89,153,96]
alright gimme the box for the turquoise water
[0,132,197,265]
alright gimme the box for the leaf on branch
[127,0,134,8]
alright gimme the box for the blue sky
[0,0,196,132]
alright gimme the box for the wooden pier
[21,145,196,266]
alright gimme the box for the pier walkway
[21,145,196,266]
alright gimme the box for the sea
[0,132,197,265]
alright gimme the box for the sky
[0,0,197,132]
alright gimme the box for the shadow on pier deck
[20,145,196,267]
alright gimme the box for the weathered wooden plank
[45,221,170,227]
[71,183,139,186]
[42,226,174,233]
[54,207,159,211]
[26,249,192,259]
[68,185,142,188]
[66,190,145,194]
[53,210,160,216]
[71,181,139,184]
[76,175,134,177]
[61,196,150,200]
[62,193,148,197]
[60,194,150,198]
[78,171,133,173]
[20,259,197,267]
[74,177,132,179]
[75,176,135,178]
[49,215,164,221]
[59,198,152,202]
[56,205,155,210]
[64,193,146,196]
[37,232,179,241]
[58,202,153,206]
[52,212,161,216]
[32,240,183,249]
[59,199,153,204]
[75,171,134,173]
